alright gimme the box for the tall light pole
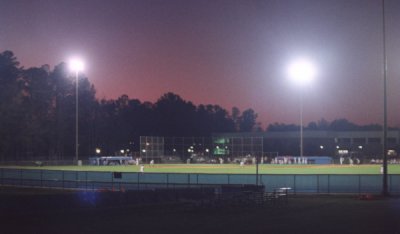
[288,58,317,158]
[381,0,389,196]
[69,58,84,164]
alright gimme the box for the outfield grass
[1,164,400,174]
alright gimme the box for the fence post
[196,174,199,185]
[294,175,297,195]
[76,171,78,189]
[40,170,43,187]
[20,169,23,186]
[328,175,330,194]
[111,172,114,191]
[137,173,140,190]
[227,174,230,185]
[166,173,169,188]
[62,170,65,190]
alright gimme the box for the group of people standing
[133,158,155,173]
[339,156,361,165]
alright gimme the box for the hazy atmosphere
[1,0,400,127]
[1,2,400,233]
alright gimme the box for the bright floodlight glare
[288,59,316,85]
[69,58,84,72]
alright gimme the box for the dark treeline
[0,51,260,160]
[0,51,390,161]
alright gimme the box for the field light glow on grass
[2,164,399,175]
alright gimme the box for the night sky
[1,0,400,127]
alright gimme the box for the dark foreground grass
[1,187,400,234]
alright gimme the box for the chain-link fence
[1,168,399,194]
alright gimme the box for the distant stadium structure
[213,130,400,159]
[139,129,400,163]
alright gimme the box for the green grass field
[2,164,400,174]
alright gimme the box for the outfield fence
[0,168,399,194]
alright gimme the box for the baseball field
[2,163,399,174]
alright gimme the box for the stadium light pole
[381,0,389,197]
[69,58,84,164]
[288,58,317,158]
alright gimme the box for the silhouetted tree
[238,108,258,132]
[51,63,76,158]
[267,123,299,132]
[317,118,330,130]
[231,107,241,131]
[154,92,196,136]
[329,118,359,131]
[76,77,97,156]
[0,51,23,161]
[20,66,54,158]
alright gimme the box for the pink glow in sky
[1,0,400,127]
